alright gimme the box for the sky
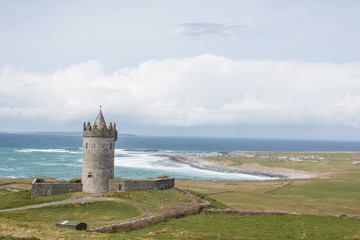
[1,0,360,140]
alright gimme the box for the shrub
[68,178,82,183]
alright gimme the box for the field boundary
[203,209,286,215]
[88,188,211,233]
[265,180,294,194]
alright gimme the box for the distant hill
[0,131,138,136]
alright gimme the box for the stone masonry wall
[32,183,82,197]
[154,178,175,190]
[109,178,175,192]
[82,137,115,193]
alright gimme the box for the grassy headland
[0,152,360,239]
[176,151,360,216]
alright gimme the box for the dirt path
[0,196,153,225]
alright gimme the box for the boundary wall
[31,178,82,197]
[109,178,175,192]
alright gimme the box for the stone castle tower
[82,108,118,193]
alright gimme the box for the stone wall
[32,177,175,196]
[109,178,175,192]
[32,179,82,197]
[82,137,116,193]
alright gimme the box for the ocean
[0,133,359,181]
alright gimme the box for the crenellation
[82,108,117,193]
[31,108,174,197]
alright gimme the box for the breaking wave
[114,149,269,180]
[15,149,81,154]
[0,168,14,172]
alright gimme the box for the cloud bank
[1,54,360,129]
[177,22,247,38]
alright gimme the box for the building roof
[94,108,107,130]
[56,220,87,230]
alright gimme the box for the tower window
[110,143,112,149]
[88,172,93,178]
[86,143,88,149]
[94,144,96,148]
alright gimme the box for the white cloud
[1,54,360,128]
[176,22,249,38]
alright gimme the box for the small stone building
[31,178,82,197]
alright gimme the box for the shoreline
[163,154,318,179]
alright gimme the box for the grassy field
[0,188,196,239]
[1,213,360,240]
[0,178,52,191]
[175,152,360,216]
[121,213,360,240]
[207,152,360,178]
[0,190,81,210]
[108,188,191,212]
[0,201,141,223]
[176,178,360,216]
[1,152,360,239]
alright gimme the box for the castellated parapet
[82,109,118,193]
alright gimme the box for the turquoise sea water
[0,133,359,180]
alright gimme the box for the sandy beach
[164,154,317,179]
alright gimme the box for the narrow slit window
[110,143,112,149]
[86,142,88,149]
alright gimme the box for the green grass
[194,152,360,216]
[185,189,231,209]
[176,178,360,216]
[108,189,191,212]
[270,180,360,200]
[2,152,360,239]
[335,171,360,179]
[207,152,360,174]
[262,161,357,173]
[0,201,141,223]
[119,213,360,240]
[3,213,360,239]
[0,190,77,210]
[0,186,360,239]
[0,236,40,240]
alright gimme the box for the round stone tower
[82,108,118,193]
